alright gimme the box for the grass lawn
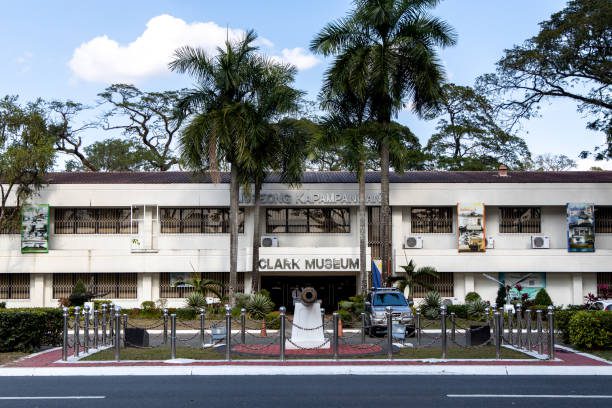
[82,345,531,361]
[0,352,28,366]
[583,349,611,361]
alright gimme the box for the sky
[1,0,609,170]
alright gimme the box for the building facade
[1,170,611,310]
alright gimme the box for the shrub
[93,300,113,310]
[419,291,441,319]
[185,292,207,310]
[246,293,274,320]
[495,285,507,308]
[337,294,365,325]
[555,309,578,343]
[464,292,481,303]
[337,309,353,326]
[175,308,197,320]
[467,300,488,321]
[265,311,281,330]
[0,302,6,309]
[446,304,468,319]
[568,311,612,349]
[235,293,250,310]
[140,301,156,311]
[534,288,553,306]
[0,308,63,352]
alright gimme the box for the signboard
[567,203,595,252]
[240,190,381,206]
[258,256,360,272]
[20,204,49,253]
[457,203,486,252]
[499,272,546,300]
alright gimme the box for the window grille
[0,208,20,234]
[265,208,350,233]
[411,207,453,233]
[597,272,612,298]
[595,206,612,233]
[368,206,391,260]
[54,208,137,234]
[160,208,244,233]
[499,207,541,233]
[411,272,454,298]
[52,273,137,299]
[159,272,244,298]
[0,274,30,299]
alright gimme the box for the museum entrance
[260,275,357,314]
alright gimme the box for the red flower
[515,283,523,292]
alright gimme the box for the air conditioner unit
[531,235,550,249]
[261,236,279,247]
[404,236,423,249]
[486,236,495,249]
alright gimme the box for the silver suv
[364,288,414,336]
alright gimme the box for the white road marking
[447,394,612,399]
[0,396,105,400]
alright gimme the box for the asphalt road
[0,375,610,408]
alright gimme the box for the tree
[170,30,302,305]
[0,96,55,232]
[311,0,456,281]
[424,83,531,170]
[478,0,611,160]
[387,258,439,301]
[527,153,577,171]
[65,138,150,172]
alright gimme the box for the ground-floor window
[0,273,30,299]
[159,272,245,299]
[411,272,454,298]
[597,272,612,298]
[52,273,137,299]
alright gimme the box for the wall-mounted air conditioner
[404,236,423,249]
[531,235,550,249]
[486,236,495,249]
[261,236,279,247]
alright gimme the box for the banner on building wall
[169,272,193,288]
[567,203,595,252]
[457,203,486,252]
[20,204,49,253]
[499,272,546,300]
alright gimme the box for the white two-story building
[1,169,611,310]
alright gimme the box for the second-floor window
[595,206,612,233]
[266,208,350,233]
[499,207,541,233]
[411,207,453,233]
[160,208,244,233]
[54,208,137,234]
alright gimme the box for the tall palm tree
[170,30,301,305]
[311,0,456,282]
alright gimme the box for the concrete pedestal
[287,302,329,349]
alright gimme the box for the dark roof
[36,171,612,184]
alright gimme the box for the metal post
[114,306,121,362]
[526,309,532,351]
[200,309,206,348]
[321,308,325,333]
[508,307,514,345]
[516,304,522,348]
[62,307,68,361]
[240,308,246,344]
[416,310,421,346]
[83,306,90,353]
[547,306,555,360]
[74,306,81,358]
[109,305,115,345]
[279,307,286,362]
[360,312,366,344]
[499,308,505,345]
[122,314,128,347]
[450,312,456,342]
[93,309,99,349]
[386,306,393,360]
[536,309,543,355]
[494,311,501,359]
[101,304,107,346]
[163,308,168,345]
[440,305,447,359]
[225,305,231,362]
[170,314,177,359]
[332,312,339,360]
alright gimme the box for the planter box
[125,328,149,347]
[465,324,490,346]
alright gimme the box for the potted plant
[465,298,491,346]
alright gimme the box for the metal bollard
[321,308,325,333]
[516,304,522,348]
[508,308,514,345]
[74,306,81,357]
[83,306,90,353]
[416,310,421,346]
[200,309,206,348]
[494,311,501,359]
[526,309,532,351]
[498,308,505,345]
[62,307,68,361]
[163,308,168,345]
[101,304,107,346]
[332,312,339,360]
[360,312,366,344]
[536,309,543,355]
[225,305,232,362]
[240,308,246,344]
[109,305,115,345]
[450,312,456,342]
[122,314,128,347]
[279,307,286,362]
[440,305,447,359]
[547,306,555,360]
[170,314,177,359]
[93,309,99,349]
[114,306,121,362]
[386,306,393,360]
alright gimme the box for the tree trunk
[380,137,391,284]
[228,163,239,306]
[358,160,367,294]
[251,182,262,293]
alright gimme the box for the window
[595,206,612,233]
[159,272,244,298]
[0,274,30,299]
[54,208,137,234]
[411,272,454,298]
[0,208,20,234]
[368,206,391,260]
[597,272,611,299]
[52,273,137,299]
[265,208,350,233]
[411,207,453,233]
[160,208,244,233]
[499,207,541,233]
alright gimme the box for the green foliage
[555,309,578,343]
[65,139,151,172]
[265,311,281,330]
[185,292,207,310]
[389,259,439,299]
[337,309,353,325]
[465,292,482,303]
[245,293,274,320]
[140,301,156,311]
[420,291,442,320]
[0,302,6,309]
[235,293,251,310]
[446,304,468,319]
[93,300,113,310]
[495,285,507,308]
[175,308,198,320]
[568,311,612,349]
[467,300,488,321]
[68,280,91,307]
[0,308,63,352]
[337,294,365,326]
[534,288,553,306]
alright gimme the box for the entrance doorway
[261,275,357,313]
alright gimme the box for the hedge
[0,308,63,352]
[568,311,612,349]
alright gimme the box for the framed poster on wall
[499,272,546,300]
[20,204,49,253]
[567,203,595,252]
[457,203,486,252]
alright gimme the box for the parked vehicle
[364,288,414,335]
[592,300,612,311]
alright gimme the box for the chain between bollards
[73,306,81,358]
[200,308,206,348]
[114,306,121,362]
[495,310,501,359]
[163,309,168,345]
[386,306,393,360]
[360,312,366,344]
[170,313,177,359]
[62,307,68,361]
[83,306,90,353]
[332,312,339,360]
[440,305,447,359]
[240,308,246,344]
[225,304,232,362]
[279,307,286,362]
[547,306,555,360]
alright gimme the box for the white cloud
[576,158,612,171]
[14,51,33,73]
[68,14,318,84]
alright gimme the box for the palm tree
[387,258,439,301]
[311,0,456,282]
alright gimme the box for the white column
[464,272,475,295]
[31,273,45,307]
[391,207,403,274]
[42,273,53,307]
[571,272,583,305]
[139,273,153,304]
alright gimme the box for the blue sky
[1,0,609,169]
